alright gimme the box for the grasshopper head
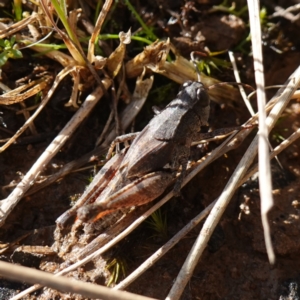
[179,80,210,126]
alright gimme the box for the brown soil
[1,0,300,299]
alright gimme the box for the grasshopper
[75,80,211,223]
[56,80,210,227]
[54,80,210,258]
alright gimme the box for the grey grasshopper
[56,80,211,234]
[75,80,211,223]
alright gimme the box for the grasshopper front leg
[77,171,175,222]
[192,124,256,145]
[106,132,140,160]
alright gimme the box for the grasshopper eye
[183,80,194,88]
[182,81,190,88]
[179,81,193,93]
[196,88,202,98]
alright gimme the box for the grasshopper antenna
[208,82,254,92]
[191,51,254,93]
[190,51,202,82]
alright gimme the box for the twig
[114,201,214,290]
[240,127,300,186]
[0,78,112,227]
[248,0,274,264]
[229,53,284,174]
[96,109,115,146]
[228,51,255,116]
[96,58,128,146]
[0,260,156,300]
[19,102,38,135]
[166,65,300,300]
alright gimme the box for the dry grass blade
[40,0,85,65]
[0,12,37,39]
[0,78,49,105]
[166,65,300,300]
[0,260,156,300]
[64,68,81,108]
[19,102,38,136]
[125,41,242,106]
[240,127,300,186]
[0,65,77,152]
[114,202,214,291]
[125,40,171,78]
[106,30,131,78]
[1,80,41,95]
[248,0,274,264]
[88,0,113,62]
[0,78,112,227]
[228,51,255,116]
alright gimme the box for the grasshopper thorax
[177,80,210,127]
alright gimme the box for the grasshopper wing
[120,124,174,178]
